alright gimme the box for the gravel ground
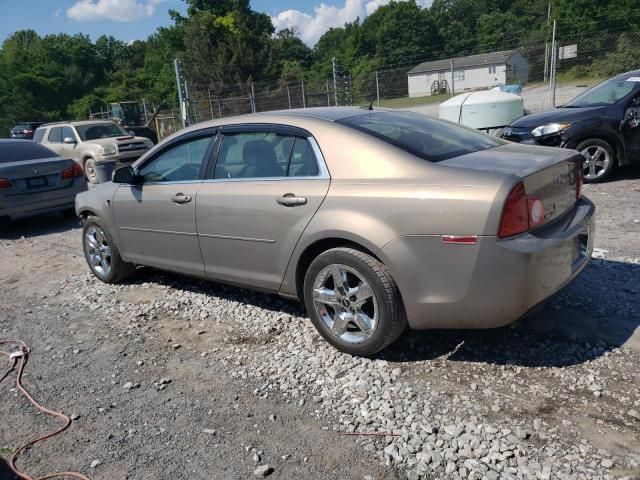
[1,167,639,480]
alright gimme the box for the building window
[489,65,497,74]
[453,70,465,80]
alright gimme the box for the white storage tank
[438,90,524,130]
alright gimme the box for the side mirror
[112,166,141,184]
[128,130,136,136]
[63,137,77,144]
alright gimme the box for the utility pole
[174,59,189,128]
[286,85,292,109]
[549,19,557,107]
[301,80,306,108]
[251,82,256,113]
[544,0,552,82]
[375,71,380,107]
[332,57,339,106]
[450,58,455,97]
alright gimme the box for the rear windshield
[0,142,58,163]
[337,111,503,162]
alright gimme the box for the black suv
[502,70,640,182]
[10,122,44,140]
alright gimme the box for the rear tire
[303,247,407,356]
[577,138,615,183]
[82,216,135,283]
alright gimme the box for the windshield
[565,76,638,107]
[75,122,128,141]
[337,111,504,162]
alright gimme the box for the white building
[407,50,529,97]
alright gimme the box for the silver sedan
[75,108,594,355]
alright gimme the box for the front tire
[84,158,98,184]
[577,139,615,183]
[303,247,407,356]
[82,216,135,283]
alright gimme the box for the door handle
[277,193,307,207]
[171,193,192,204]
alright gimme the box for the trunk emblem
[31,169,39,175]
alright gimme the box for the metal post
[142,98,149,124]
[207,89,214,119]
[287,86,292,109]
[217,99,222,118]
[375,71,380,107]
[301,80,306,108]
[450,58,455,97]
[251,82,256,113]
[332,57,339,106]
[174,59,188,128]
[549,19,557,107]
[326,80,330,106]
[543,0,552,82]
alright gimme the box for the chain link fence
[155,27,640,140]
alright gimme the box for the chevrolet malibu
[75,108,594,355]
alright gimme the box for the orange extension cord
[0,339,91,480]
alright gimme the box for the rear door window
[337,111,503,162]
[47,127,63,143]
[213,132,293,179]
[33,129,45,143]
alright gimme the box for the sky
[0,0,433,47]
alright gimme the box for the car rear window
[336,111,504,162]
[0,142,58,163]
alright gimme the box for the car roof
[41,120,117,127]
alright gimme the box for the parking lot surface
[1,168,639,480]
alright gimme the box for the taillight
[0,178,12,189]
[576,157,584,199]
[62,163,84,179]
[498,182,545,238]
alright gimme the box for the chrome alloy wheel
[312,264,378,344]
[581,145,610,180]
[85,225,112,277]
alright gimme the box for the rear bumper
[0,178,87,220]
[380,197,595,329]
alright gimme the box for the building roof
[408,50,518,75]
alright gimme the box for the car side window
[62,126,76,142]
[288,137,320,177]
[138,136,212,183]
[214,132,293,179]
[33,129,45,143]
[47,127,62,143]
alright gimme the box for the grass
[0,446,11,457]
[378,94,451,109]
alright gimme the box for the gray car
[75,108,595,355]
[0,140,87,221]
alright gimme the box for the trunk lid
[440,143,581,223]
[0,157,78,196]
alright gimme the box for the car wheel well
[294,238,381,302]
[572,135,622,165]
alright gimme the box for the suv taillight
[62,163,84,179]
[498,182,545,238]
